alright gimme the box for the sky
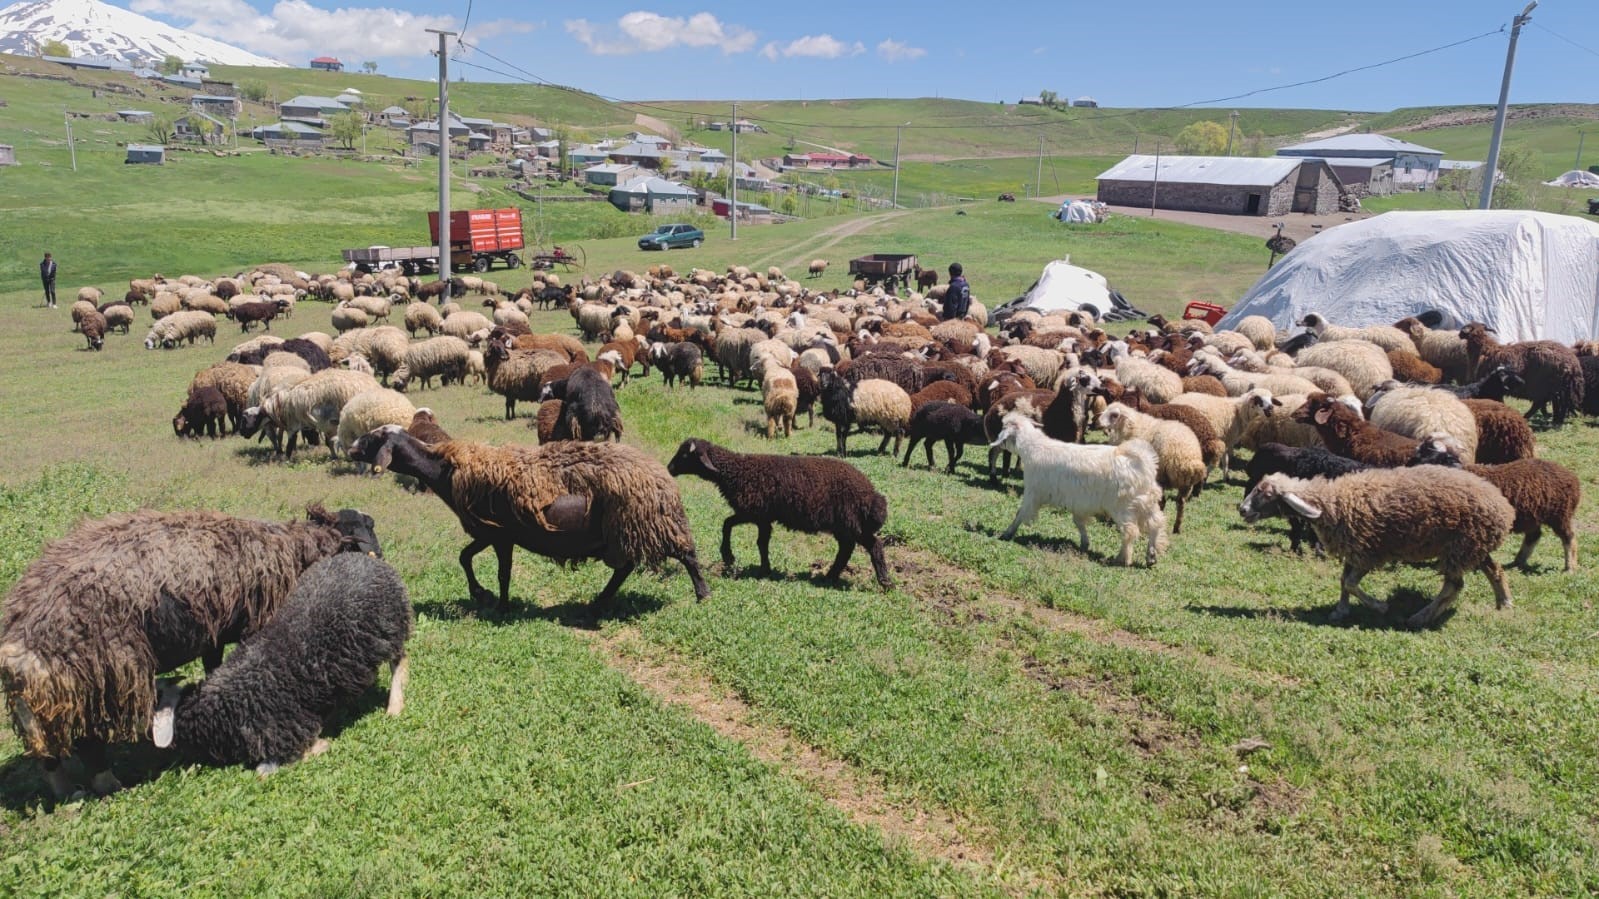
[123,0,1598,111]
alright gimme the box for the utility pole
[64,112,76,172]
[892,122,906,209]
[427,27,457,285]
[1035,134,1044,199]
[1226,111,1240,156]
[1576,131,1587,172]
[1481,2,1536,210]
[730,101,738,240]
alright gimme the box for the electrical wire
[1531,21,1599,61]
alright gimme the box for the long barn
[1096,155,1345,216]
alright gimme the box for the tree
[146,114,174,146]
[1175,121,1229,156]
[158,55,183,75]
[238,79,268,102]
[1487,144,1538,210]
[1243,130,1268,157]
[329,111,363,150]
[39,40,70,58]
[779,192,798,216]
[361,61,378,74]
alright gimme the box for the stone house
[1096,155,1346,216]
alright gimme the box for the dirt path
[1033,197,1376,245]
[580,626,1038,895]
[759,210,918,271]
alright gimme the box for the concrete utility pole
[64,112,76,172]
[1226,111,1240,156]
[730,101,738,240]
[427,27,457,284]
[891,122,907,209]
[1480,1,1536,210]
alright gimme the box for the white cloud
[564,11,756,56]
[129,0,534,61]
[876,39,925,63]
[762,34,865,61]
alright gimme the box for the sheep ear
[152,682,179,749]
[374,438,395,473]
[1282,493,1322,519]
[1313,406,1332,425]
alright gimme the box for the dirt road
[1035,195,1375,244]
[754,209,918,271]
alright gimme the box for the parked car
[638,223,704,250]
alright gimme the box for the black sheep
[153,553,411,773]
[539,366,624,442]
[667,439,893,589]
[1243,442,1370,552]
[1436,364,1524,401]
[229,300,287,332]
[174,385,228,439]
[651,341,704,390]
[789,363,819,427]
[901,401,986,473]
[1578,355,1599,418]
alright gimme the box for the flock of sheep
[6,255,1593,801]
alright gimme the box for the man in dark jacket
[940,262,970,321]
[40,252,57,308]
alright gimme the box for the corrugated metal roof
[1314,156,1391,169]
[1277,133,1442,156]
[1096,155,1303,187]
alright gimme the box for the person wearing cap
[940,262,971,321]
[40,252,58,308]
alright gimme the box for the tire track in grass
[578,625,1046,898]
[752,210,917,273]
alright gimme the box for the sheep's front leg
[1330,563,1382,620]
[40,758,75,800]
[386,653,409,716]
[596,563,636,604]
[824,538,856,581]
[720,514,750,570]
[459,538,496,605]
[1510,528,1541,570]
[493,542,515,610]
[1481,559,1513,610]
[862,537,893,589]
[1073,514,1093,555]
[999,495,1039,541]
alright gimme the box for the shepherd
[941,262,971,321]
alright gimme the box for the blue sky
[128,0,1597,110]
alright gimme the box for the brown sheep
[1459,323,1584,426]
[1462,399,1537,464]
[1412,438,1580,571]
[1386,347,1443,384]
[1294,393,1421,466]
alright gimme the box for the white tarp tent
[1056,200,1099,223]
[996,259,1117,316]
[1217,210,1599,343]
[1544,170,1599,188]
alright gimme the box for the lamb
[1458,323,1584,426]
[173,385,228,439]
[1362,382,1479,461]
[390,336,471,392]
[1294,392,1423,466]
[1296,313,1415,354]
[1387,348,1443,385]
[762,367,798,439]
[1410,438,1579,572]
[1238,468,1514,627]
[650,341,704,390]
[0,506,379,798]
[534,400,564,444]
[538,366,624,442]
[144,310,217,349]
[334,388,417,460]
[406,407,452,445]
[901,401,987,473]
[1097,403,1206,533]
[988,413,1167,566]
[819,372,913,456]
[404,301,444,337]
[668,439,893,588]
[78,308,107,351]
[151,553,411,774]
[1462,399,1537,464]
[1242,443,1370,552]
[348,428,710,609]
[190,362,257,432]
[808,259,829,279]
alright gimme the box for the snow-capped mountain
[0,0,287,67]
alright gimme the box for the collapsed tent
[1217,210,1599,343]
[992,259,1145,323]
[1544,170,1599,188]
[1055,200,1102,224]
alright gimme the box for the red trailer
[427,207,526,272]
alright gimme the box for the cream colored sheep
[1098,402,1205,533]
[762,368,798,439]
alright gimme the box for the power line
[456,0,474,48]
[1531,21,1599,60]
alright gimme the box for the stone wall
[1098,179,1280,216]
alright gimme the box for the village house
[609,141,667,169]
[44,54,130,73]
[175,111,228,145]
[116,109,153,124]
[179,61,209,79]
[584,163,638,187]
[1275,133,1443,190]
[191,94,242,119]
[125,144,165,165]
[310,56,343,71]
[1096,155,1346,216]
[608,175,698,214]
[251,121,326,148]
[408,114,470,151]
[0,144,16,166]
[280,95,353,123]
[377,106,411,127]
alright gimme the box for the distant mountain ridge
[0,0,286,67]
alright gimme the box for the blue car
[638,223,705,250]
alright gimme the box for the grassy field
[1,238,1597,893]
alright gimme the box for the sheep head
[989,412,1033,450]
[1238,474,1322,523]
[666,439,719,478]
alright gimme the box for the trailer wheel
[473,256,491,273]
[506,253,522,269]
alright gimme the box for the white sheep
[144,310,216,349]
[1169,388,1281,480]
[331,303,370,333]
[1292,340,1394,400]
[1114,356,1183,403]
[335,388,416,460]
[1233,315,1278,351]
[1364,382,1479,461]
[404,302,444,338]
[258,369,380,460]
[391,336,471,392]
[1297,313,1416,354]
[440,310,493,341]
[989,413,1167,566]
[762,367,798,439]
[1190,349,1319,398]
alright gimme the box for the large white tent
[1217,210,1599,343]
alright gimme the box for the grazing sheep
[76,286,103,305]
[651,342,703,390]
[808,259,829,279]
[533,400,564,444]
[98,303,134,334]
[901,401,987,473]
[144,310,216,349]
[190,362,257,432]
[1097,403,1206,533]
[152,553,411,773]
[441,310,493,342]
[0,506,379,798]
[348,428,710,609]
[486,344,564,420]
[150,291,181,319]
[1243,443,1371,552]
[762,367,798,439]
[819,372,913,457]
[391,336,471,392]
[229,300,286,332]
[668,439,893,588]
[1364,382,1479,460]
[1412,438,1579,571]
[256,369,381,460]
[1296,313,1415,354]
[538,366,624,442]
[262,351,311,374]
[404,301,444,337]
[1239,468,1513,627]
[78,309,107,351]
[1458,323,1584,426]
[173,385,228,439]
[349,294,392,324]
[989,414,1167,566]
[335,389,417,460]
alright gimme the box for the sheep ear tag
[374,441,394,473]
[1314,407,1332,425]
[1283,493,1322,519]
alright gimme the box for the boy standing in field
[941,262,971,321]
[40,252,57,308]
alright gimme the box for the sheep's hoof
[307,738,332,758]
[1328,605,1351,622]
[255,762,281,777]
[1405,612,1434,630]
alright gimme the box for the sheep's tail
[1561,362,1585,420]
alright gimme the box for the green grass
[2,284,1597,895]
